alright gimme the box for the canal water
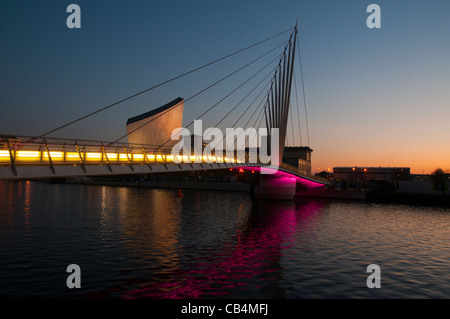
[0,180,449,299]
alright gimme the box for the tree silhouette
[431,168,447,191]
[432,168,445,176]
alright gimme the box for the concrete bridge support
[258,174,297,200]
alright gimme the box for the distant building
[333,167,410,182]
[399,172,450,193]
[316,170,333,179]
[126,97,184,147]
[282,146,312,176]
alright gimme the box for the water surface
[0,180,449,298]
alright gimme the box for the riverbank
[42,178,450,206]
[367,191,450,207]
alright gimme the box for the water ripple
[0,181,449,298]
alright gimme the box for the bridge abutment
[258,174,297,200]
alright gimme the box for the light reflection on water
[0,180,449,299]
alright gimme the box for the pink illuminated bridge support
[240,166,328,201]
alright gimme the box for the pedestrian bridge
[0,135,328,200]
[0,25,331,200]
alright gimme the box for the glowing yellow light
[106,153,118,161]
[0,151,10,157]
[0,150,10,162]
[66,152,80,160]
[85,152,102,160]
[16,151,40,158]
[133,154,144,160]
[119,154,129,161]
[156,155,164,162]
[43,152,64,159]
[166,155,173,162]
[146,155,155,161]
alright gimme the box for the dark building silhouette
[333,167,410,181]
[282,146,312,175]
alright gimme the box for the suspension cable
[113,41,286,144]
[212,65,275,129]
[156,51,284,148]
[38,27,294,138]
[248,102,267,147]
[230,72,273,130]
[289,101,294,146]
[210,67,276,150]
[296,29,310,146]
[293,70,302,146]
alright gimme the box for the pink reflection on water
[121,198,324,299]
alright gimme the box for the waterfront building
[282,147,312,176]
[333,167,410,182]
[126,97,184,147]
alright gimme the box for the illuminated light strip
[42,152,64,159]
[0,150,10,157]
[172,155,184,163]
[169,155,229,164]
[0,148,252,165]
[0,150,11,163]
[66,152,81,160]
[16,151,40,158]
[85,152,102,160]
[106,153,118,161]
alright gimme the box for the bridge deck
[0,136,329,185]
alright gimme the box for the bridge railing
[278,162,330,184]
[0,135,329,184]
[0,135,253,167]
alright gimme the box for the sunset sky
[1,0,449,174]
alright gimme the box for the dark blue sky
[1,0,450,172]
